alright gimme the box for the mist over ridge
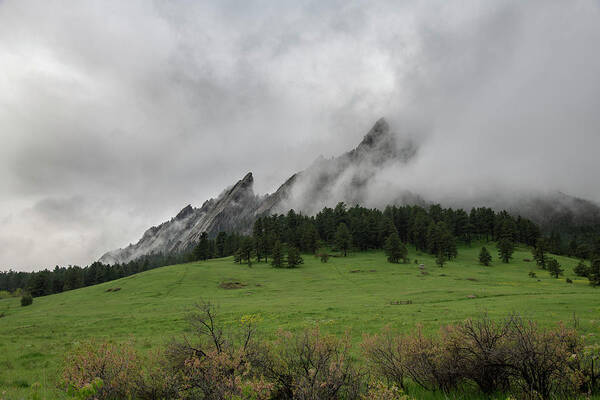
[99,117,600,265]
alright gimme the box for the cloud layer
[1,0,600,270]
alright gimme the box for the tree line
[0,232,245,297]
[3,202,600,297]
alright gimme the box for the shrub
[362,327,406,389]
[166,301,267,400]
[362,381,413,400]
[256,327,362,400]
[507,318,581,399]
[61,339,141,399]
[20,293,33,307]
[446,316,513,394]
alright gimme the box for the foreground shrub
[507,318,581,399]
[62,339,141,399]
[362,381,413,400]
[446,316,513,394]
[363,316,585,399]
[166,301,269,400]
[361,327,406,390]
[255,327,362,400]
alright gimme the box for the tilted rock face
[99,117,600,264]
[100,118,413,264]
[99,172,262,264]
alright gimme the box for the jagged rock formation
[99,172,262,264]
[100,117,600,264]
[100,117,413,264]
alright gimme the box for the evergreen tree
[287,246,303,268]
[194,232,210,261]
[335,223,352,257]
[216,232,227,258]
[546,258,563,278]
[497,239,514,263]
[240,237,254,267]
[435,252,446,268]
[233,248,243,264]
[384,232,407,263]
[479,247,492,266]
[271,241,284,268]
[588,258,600,286]
[573,261,590,277]
[532,238,549,269]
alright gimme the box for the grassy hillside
[1,243,597,399]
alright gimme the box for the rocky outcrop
[100,118,414,264]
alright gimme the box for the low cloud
[1,0,599,270]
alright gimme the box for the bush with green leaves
[20,293,33,307]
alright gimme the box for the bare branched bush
[507,317,581,399]
[446,315,513,394]
[361,327,407,389]
[255,327,362,400]
[166,301,265,400]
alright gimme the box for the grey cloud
[1,0,600,270]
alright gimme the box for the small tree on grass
[271,241,284,268]
[335,223,352,257]
[587,258,600,286]
[436,252,446,268]
[547,258,563,278]
[574,261,589,277]
[240,237,254,267]
[21,292,33,307]
[287,246,303,268]
[479,247,492,266]
[497,239,514,263]
[384,232,407,264]
[234,248,243,264]
[532,238,549,269]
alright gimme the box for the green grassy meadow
[1,243,598,399]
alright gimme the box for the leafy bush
[62,339,142,399]
[20,293,33,307]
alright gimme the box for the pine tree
[234,248,243,264]
[479,247,492,266]
[546,258,563,278]
[573,261,590,277]
[240,237,254,267]
[435,252,446,268]
[532,238,549,269]
[587,258,600,286]
[335,223,352,257]
[384,232,407,263]
[497,239,514,263]
[216,232,227,258]
[194,232,210,261]
[287,246,303,268]
[271,241,284,268]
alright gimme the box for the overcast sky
[2,0,600,271]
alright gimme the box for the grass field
[1,242,598,399]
